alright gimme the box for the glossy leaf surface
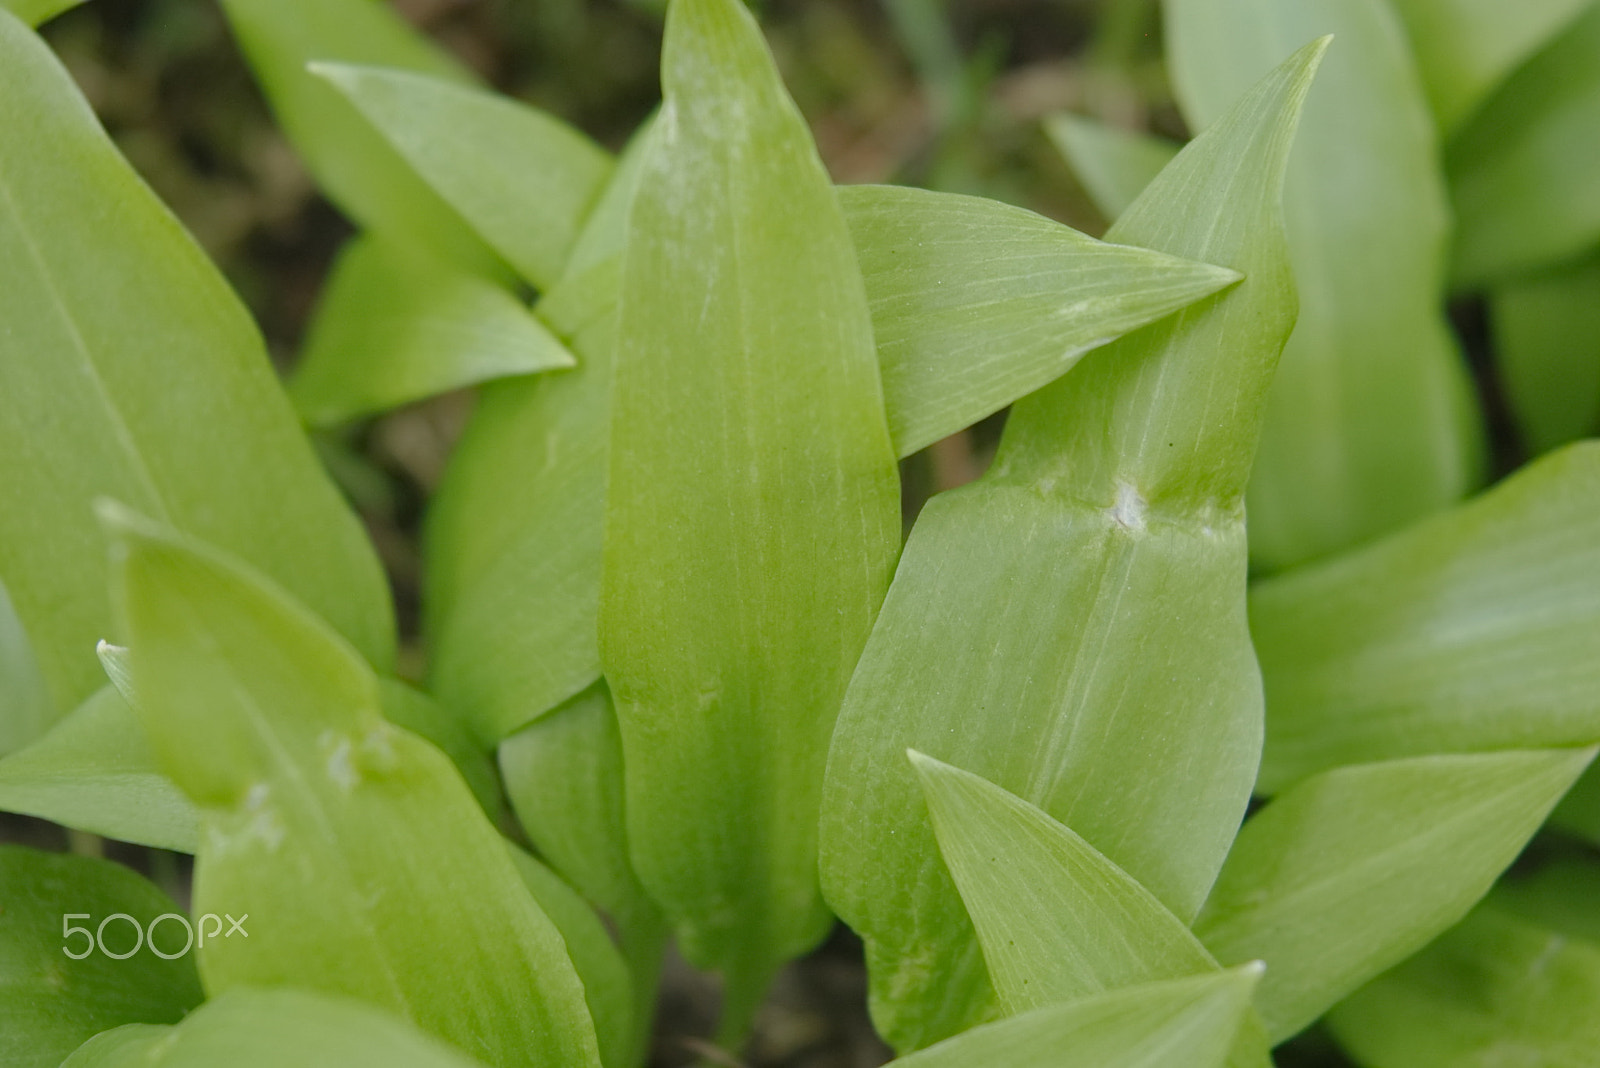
[1492,251,1600,453]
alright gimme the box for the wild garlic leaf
[892,971,1262,1068]
[820,39,1320,1052]
[215,0,500,274]
[599,0,902,1005]
[0,686,197,853]
[1194,747,1595,1041]
[1448,3,1600,288]
[60,989,489,1068]
[1327,905,1600,1066]
[287,234,575,427]
[1043,114,1178,223]
[840,184,1239,456]
[1167,0,1482,571]
[371,679,503,821]
[0,9,395,716]
[313,63,615,293]
[1251,442,1600,793]
[0,844,202,1068]
[1386,0,1592,133]
[0,577,52,757]
[1492,252,1600,454]
[108,509,601,1068]
[0,0,79,30]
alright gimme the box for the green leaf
[1251,442,1600,792]
[0,10,395,714]
[820,39,1320,1052]
[1491,855,1600,946]
[1551,761,1600,846]
[108,508,601,1068]
[61,988,489,1068]
[0,576,52,757]
[287,234,575,426]
[1167,0,1482,571]
[372,678,502,821]
[312,62,615,293]
[840,184,1241,456]
[598,0,901,1007]
[1448,4,1600,287]
[1044,114,1178,223]
[0,845,202,1068]
[215,0,500,274]
[0,686,197,853]
[1387,0,1592,132]
[1,0,80,25]
[892,970,1262,1068]
[1194,747,1595,1041]
[1492,250,1600,454]
[1327,905,1600,1067]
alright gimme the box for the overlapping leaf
[1167,0,1481,570]
[820,39,1319,1052]
[1492,251,1600,454]
[1044,114,1178,223]
[0,577,52,756]
[1,0,80,26]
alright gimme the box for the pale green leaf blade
[1327,905,1600,1067]
[1167,0,1482,570]
[61,989,489,1068]
[1491,251,1600,454]
[109,510,601,1068]
[1044,114,1178,223]
[215,0,500,273]
[599,0,901,998]
[373,678,502,820]
[312,62,615,293]
[2,0,81,25]
[841,184,1240,456]
[1251,442,1600,793]
[1387,0,1592,132]
[287,234,575,426]
[0,576,52,756]
[0,10,395,714]
[0,845,202,1068]
[0,686,198,853]
[1448,4,1600,287]
[820,39,1320,1052]
[1195,747,1595,1041]
[893,970,1261,1068]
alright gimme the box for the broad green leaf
[893,970,1262,1068]
[287,234,575,426]
[1251,442,1600,792]
[820,39,1320,1052]
[1,0,80,30]
[1044,114,1178,223]
[108,509,601,1068]
[840,184,1241,456]
[372,678,502,820]
[1387,0,1592,132]
[0,845,202,1068]
[1327,905,1600,1067]
[61,988,489,1068]
[313,63,616,293]
[1491,856,1600,946]
[1168,0,1482,571]
[599,0,901,1008]
[1448,4,1600,288]
[0,576,52,756]
[1492,251,1600,453]
[215,0,500,274]
[0,686,197,853]
[1194,747,1595,1041]
[0,9,394,714]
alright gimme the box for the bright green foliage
[598,0,901,1004]
[315,63,616,293]
[1044,114,1179,223]
[108,509,601,1068]
[1252,442,1600,791]
[1168,0,1481,571]
[0,845,202,1068]
[0,578,52,756]
[820,39,1319,1052]
[0,0,81,26]
[0,10,395,715]
[288,234,575,426]
[1387,0,1592,132]
[371,679,503,820]
[1493,251,1600,453]
[1448,4,1600,287]
[892,971,1262,1068]
[1194,747,1595,1040]
[1328,904,1600,1066]
[60,989,489,1068]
